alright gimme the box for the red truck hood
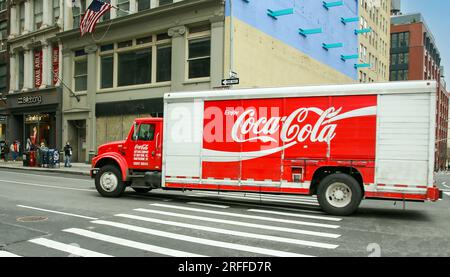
[97,140,126,156]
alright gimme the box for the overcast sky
[401,0,450,87]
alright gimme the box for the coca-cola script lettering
[231,107,342,144]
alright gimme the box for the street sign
[222,78,239,86]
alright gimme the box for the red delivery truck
[91,81,442,215]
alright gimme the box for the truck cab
[91,118,163,197]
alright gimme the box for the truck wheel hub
[326,182,352,208]
[100,172,118,192]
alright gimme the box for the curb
[0,165,91,177]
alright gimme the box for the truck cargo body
[162,81,439,202]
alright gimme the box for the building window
[100,0,111,21]
[98,34,172,90]
[53,0,60,24]
[118,49,152,86]
[19,2,26,34]
[34,0,44,30]
[100,55,114,88]
[187,25,211,79]
[157,45,171,82]
[73,0,86,29]
[117,0,130,17]
[0,21,6,51]
[159,0,173,6]
[0,64,6,93]
[138,0,150,11]
[0,0,6,12]
[74,51,87,92]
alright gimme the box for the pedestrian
[10,140,20,162]
[2,140,9,162]
[64,141,73,168]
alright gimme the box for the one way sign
[221,78,239,86]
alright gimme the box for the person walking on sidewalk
[10,140,20,162]
[1,140,9,162]
[64,142,73,168]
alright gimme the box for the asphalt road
[1,168,449,257]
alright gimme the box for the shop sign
[52,46,59,86]
[34,49,43,88]
[25,114,50,123]
[18,95,42,105]
[0,115,7,123]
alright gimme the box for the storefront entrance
[24,113,55,148]
[67,120,86,162]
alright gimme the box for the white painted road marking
[247,209,342,222]
[17,205,98,220]
[63,228,204,257]
[0,251,21,257]
[187,202,229,209]
[29,238,112,257]
[150,203,339,229]
[0,179,95,192]
[117,213,339,249]
[444,192,450,197]
[91,220,312,257]
[135,208,340,238]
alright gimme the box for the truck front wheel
[317,173,362,216]
[95,165,126,197]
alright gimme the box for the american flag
[80,0,112,37]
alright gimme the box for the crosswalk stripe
[17,205,98,220]
[197,191,319,202]
[29,238,112,257]
[63,228,204,257]
[444,192,450,196]
[194,192,320,206]
[149,203,339,229]
[117,213,339,249]
[135,208,339,238]
[92,220,312,257]
[0,251,21,257]
[247,209,342,222]
[187,202,230,209]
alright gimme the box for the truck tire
[132,188,152,193]
[95,165,126,198]
[317,173,362,216]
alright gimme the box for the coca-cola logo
[134,144,149,151]
[231,107,342,144]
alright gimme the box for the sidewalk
[0,160,91,176]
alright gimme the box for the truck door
[129,122,162,171]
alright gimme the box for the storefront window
[25,114,51,148]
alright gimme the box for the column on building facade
[110,0,118,19]
[56,40,63,86]
[85,45,98,162]
[40,41,52,88]
[9,53,17,93]
[63,1,74,31]
[210,18,225,88]
[24,0,32,34]
[9,4,19,38]
[168,26,186,92]
[130,0,137,13]
[42,0,53,29]
[23,47,33,91]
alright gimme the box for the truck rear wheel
[317,173,362,216]
[95,165,126,198]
